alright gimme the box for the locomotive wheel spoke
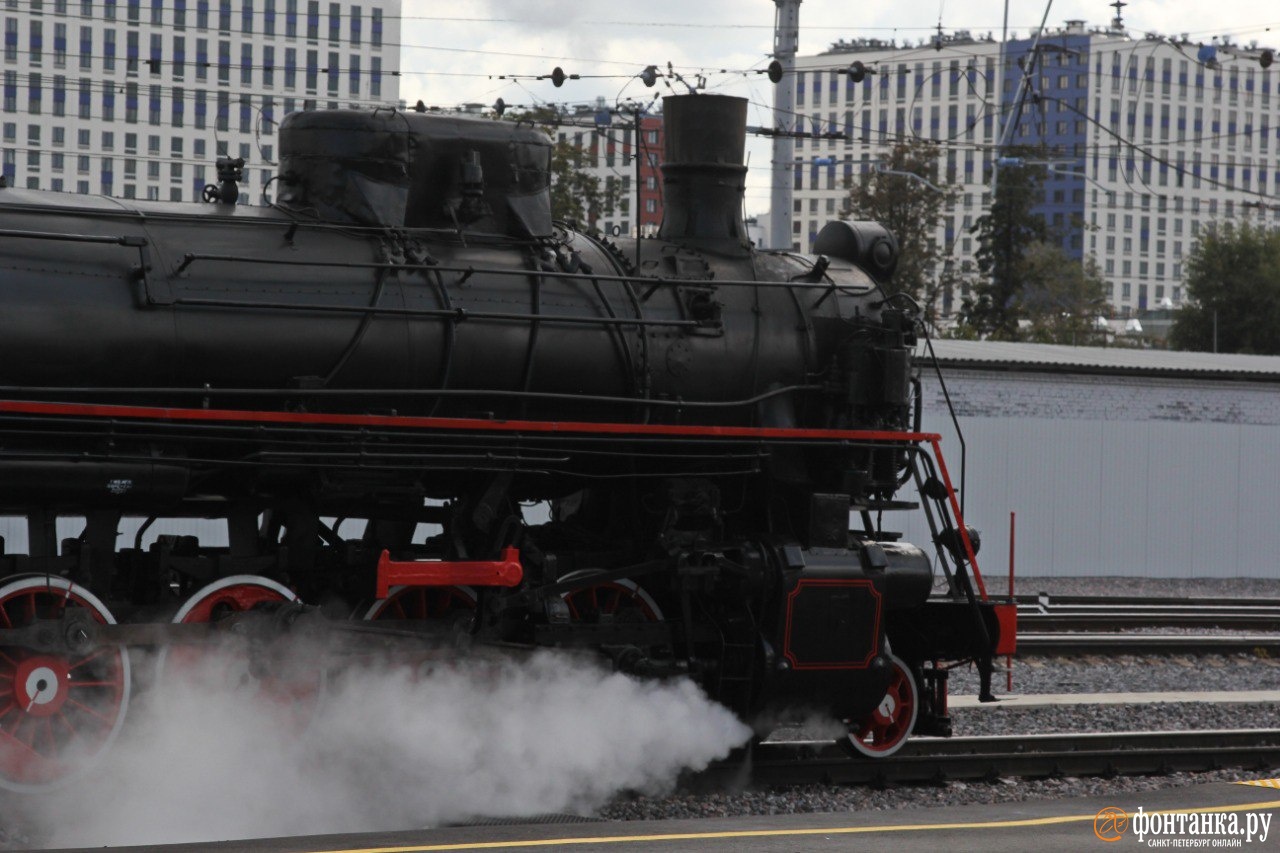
[559,572,664,624]
[68,648,111,671]
[0,575,130,792]
[363,584,477,622]
[0,727,39,758]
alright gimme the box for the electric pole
[769,0,801,251]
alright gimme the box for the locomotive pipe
[657,95,752,253]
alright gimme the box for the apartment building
[790,21,1280,318]
[0,0,400,203]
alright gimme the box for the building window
[28,20,41,66]
[194,88,206,128]
[174,0,185,28]
[196,0,207,29]
[370,55,379,97]
[306,0,318,39]
[284,47,295,87]
[78,25,89,69]
[218,0,230,31]
[126,29,138,73]
[263,45,273,87]
[326,50,337,94]
[215,90,227,130]
[264,0,275,35]
[371,6,381,47]
[327,2,338,42]
[349,5,359,44]
[285,0,296,37]
[103,28,115,71]
[52,22,68,70]
[240,42,251,85]
[305,49,316,90]
[217,39,229,83]
[173,35,185,78]
[347,53,358,96]
[241,0,252,34]
[196,37,207,80]
[124,81,136,122]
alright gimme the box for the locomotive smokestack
[657,95,750,253]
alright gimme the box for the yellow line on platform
[308,798,1280,852]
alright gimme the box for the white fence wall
[898,369,1280,579]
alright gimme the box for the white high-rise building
[0,0,400,203]
[790,21,1280,319]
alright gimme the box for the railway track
[727,729,1280,787]
[1016,633,1280,656]
[1004,594,1280,654]
[1017,594,1280,632]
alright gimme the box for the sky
[396,1,1280,219]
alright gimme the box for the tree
[547,139,620,231]
[506,106,622,233]
[960,153,1050,339]
[1169,222,1280,354]
[1017,244,1110,344]
[842,141,954,321]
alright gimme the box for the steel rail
[1017,594,1280,609]
[1015,633,1280,656]
[1018,612,1280,631]
[727,729,1280,787]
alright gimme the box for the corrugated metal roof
[923,339,1280,380]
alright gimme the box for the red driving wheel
[559,571,663,623]
[158,575,324,729]
[0,575,130,792]
[845,651,918,758]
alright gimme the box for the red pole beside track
[1008,511,1016,692]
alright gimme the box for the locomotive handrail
[0,227,144,246]
[0,384,824,410]
[169,295,706,330]
[170,251,877,294]
[922,330,967,515]
[0,227,161,303]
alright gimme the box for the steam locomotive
[0,93,1012,791]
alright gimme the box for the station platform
[44,779,1280,852]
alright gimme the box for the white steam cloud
[21,646,750,847]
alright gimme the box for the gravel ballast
[599,769,1273,822]
[953,654,1280,696]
